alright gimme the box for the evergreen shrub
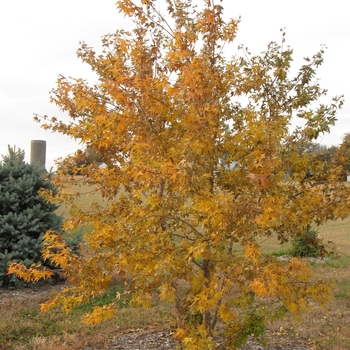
[0,146,62,286]
[290,225,320,258]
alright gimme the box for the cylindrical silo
[30,140,46,168]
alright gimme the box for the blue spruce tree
[0,146,61,286]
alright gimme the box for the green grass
[0,283,172,350]
[71,284,131,314]
[0,294,78,349]
[269,248,291,257]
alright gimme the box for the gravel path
[84,329,313,350]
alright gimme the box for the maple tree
[9,0,350,348]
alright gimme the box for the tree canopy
[10,1,350,348]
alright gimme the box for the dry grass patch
[54,176,108,219]
[266,261,350,350]
[0,283,172,350]
[319,216,350,256]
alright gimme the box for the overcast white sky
[0,0,349,170]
